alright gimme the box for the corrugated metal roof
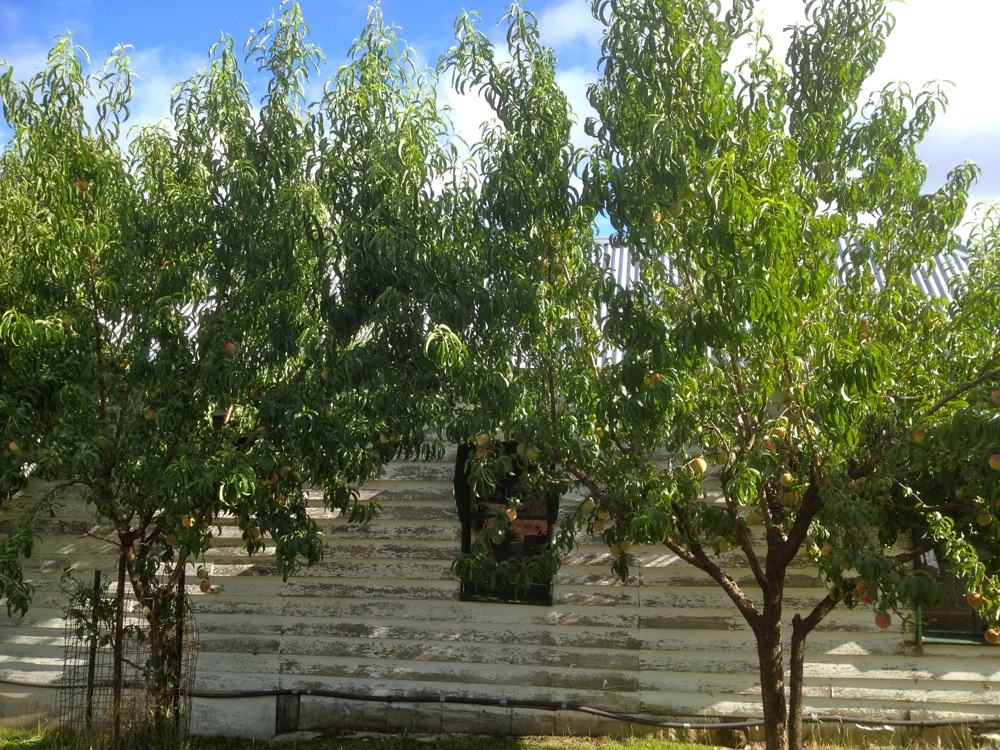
[596,236,969,302]
[833,238,969,300]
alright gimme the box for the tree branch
[923,368,1000,420]
[720,475,767,592]
[795,592,839,637]
[86,245,108,425]
[560,459,625,517]
[661,530,760,626]
[782,461,825,568]
[893,535,936,565]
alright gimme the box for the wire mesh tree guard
[59,555,197,746]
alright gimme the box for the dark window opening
[454,442,558,605]
[916,547,989,645]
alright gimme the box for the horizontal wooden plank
[195,651,283,675]
[188,596,284,617]
[804,659,1000,683]
[0,632,66,648]
[278,597,639,629]
[313,521,460,542]
[198,635,282,655]
[635,689,786,718]
[637,628,912,658]
[376,461,454,482]
[355,486,457,506]
[636,590,851,614]
[191,671,280,693]
[637,649,1000,683]
[634,550,841,574]
[638,611,749,632]
[278,656,640,692]
[275,675,642,714]
[639,669,760,698]
[301,541,458,562]
[0,610,73,632]
[637,669,1000,709]
[0,664,64,684]
[278,579,459,601]
[280,619,642,651]
[193,613,289,635]
[264,560,457,581]
[799,681,1000,706]
[5,480,89,506]
[0,655,64,674]
[14,518,117,537]
[280,636,640,671]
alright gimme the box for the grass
[0,727,720,750]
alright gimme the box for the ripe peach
[687,457,708,475]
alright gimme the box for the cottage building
[2,443,999,745]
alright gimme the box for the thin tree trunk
[789,595,839,750]
[789,615,807,750]
[172,567,186,727]
[113,552,127,744]
[756,620,788,750]
[84,569,102,729]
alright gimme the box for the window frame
[915,546,991,645]
[454,441,559,606]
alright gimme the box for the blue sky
[1,0,998,225]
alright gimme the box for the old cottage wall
[2,448,1000,742]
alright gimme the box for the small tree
[438,3,1000,750]
[0,2,450,727]
[431,4,605,593]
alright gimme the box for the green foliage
[435,4,612,592]
[432,2,999,750]
[0,0,449,719]
[2,3,999,750]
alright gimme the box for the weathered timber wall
[3,448,1000,742]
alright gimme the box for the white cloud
[537,0,603,49]
[444,85,496,153]
[731,0,1000,214]
[557,65,596,149]
[870,0,1000,129]
[126,48,206,130]
[1,39,52,79]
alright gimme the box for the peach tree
[579,1,1000,748]
[0,3,450,722]
[434,3,1000,750]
